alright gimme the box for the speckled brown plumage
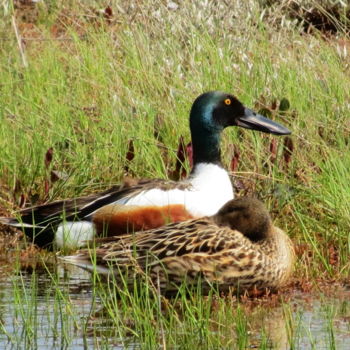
[62,198,295,293]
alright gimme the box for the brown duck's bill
[237,108,291,135]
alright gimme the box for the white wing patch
[55,221,95,249]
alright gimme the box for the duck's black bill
[237,108,291,135]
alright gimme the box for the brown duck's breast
[92,203,193,236]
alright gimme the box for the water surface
[0,259,349,349]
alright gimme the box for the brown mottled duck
[61,198,295,293]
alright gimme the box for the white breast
[120,163,234,217]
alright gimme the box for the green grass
[0,0,350,348]
[1,261,350,349]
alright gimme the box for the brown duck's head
[214,197,272,242]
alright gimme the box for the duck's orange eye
[224,98,231,105]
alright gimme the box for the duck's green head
[214,197,272,242]
[190,91,291,135]
[189,91,291,165]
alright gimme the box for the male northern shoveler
[61,198,295,293]
[0,91,291,249]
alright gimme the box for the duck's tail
[0,216,41,228]
[59,255,111,275]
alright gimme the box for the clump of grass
[1,253,350,348]
[262,0,350,34]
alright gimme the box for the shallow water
[0,260,349,350]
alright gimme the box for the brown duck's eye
[224,98,231,105]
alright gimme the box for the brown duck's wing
[103,224,273,290]
[95,220,258,267]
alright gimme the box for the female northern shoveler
[61,198,295,293]
[0,91,291,249]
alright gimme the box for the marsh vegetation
[0,0,349,348]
